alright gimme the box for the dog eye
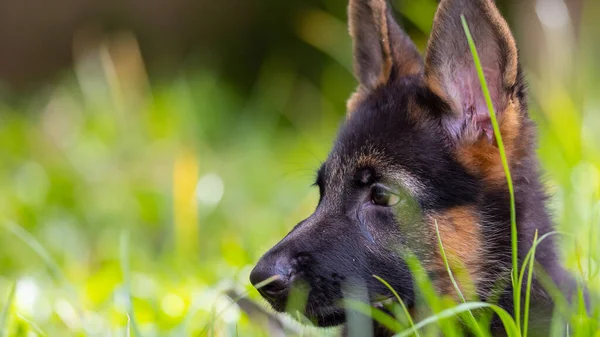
[370,184,401,206]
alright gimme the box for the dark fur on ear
[347,0,423,112]
[424,0,520,143]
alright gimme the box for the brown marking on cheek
[425,206,483,300]
[455,100,525,187]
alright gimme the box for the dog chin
[305,307,347,327]
[268,301,347,327]
[267,296,397,328]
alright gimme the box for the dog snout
[250,254,293,301]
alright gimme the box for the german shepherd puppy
[250,0,579,335]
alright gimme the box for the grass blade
[393,302,519,337]
[120,231,143,337]
[196,276,291,336]
[522,230,538,337]
[3,221,85,326]
[343,299,403,333]
[434,220,484,337]
[0,282,16,337]
[15,313,47,336]
[516,231,559,335]
[517,231,560,288]
[372,275,419,337]
[461,15,520,332]
[3,222,65,283]
[403,251,461,336]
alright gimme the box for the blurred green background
[0,0,599,335]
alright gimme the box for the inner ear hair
[423,0,520,144]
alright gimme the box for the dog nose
[250,256,292,298]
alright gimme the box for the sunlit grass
[461,14,522,334]
[120,232,143,337]
[373,275,419,337]
[0,3,598,337]
[434,220,482,336]
[0,282,16,337]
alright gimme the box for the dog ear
[424,0,520,143]
[347,0,423,110]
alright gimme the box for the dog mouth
[305,306,347,327]
[264,298,346,327]
[256,272,402,327]
[267,295,398,328]
[302,298,398,327]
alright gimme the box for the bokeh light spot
[161,293,185,317]
[195,173,224,207]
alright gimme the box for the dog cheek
[372,205,426,254]
[425,206,483,299]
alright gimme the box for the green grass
[0,282,16,337]
[120,231,143,337]
[373,275,419,337]
[460,14,521,334]
[0,4,599,337]
[434,220,482,336]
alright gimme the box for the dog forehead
[320,81,448,200]
[331,87,424,170]
[340,79,437,150]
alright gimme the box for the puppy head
[251,0,526,327]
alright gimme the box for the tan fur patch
[346,90,365,117]
[426,205,483,299]
[424,75,452,113]
[396,55,423,78]
[456,100,525,187]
